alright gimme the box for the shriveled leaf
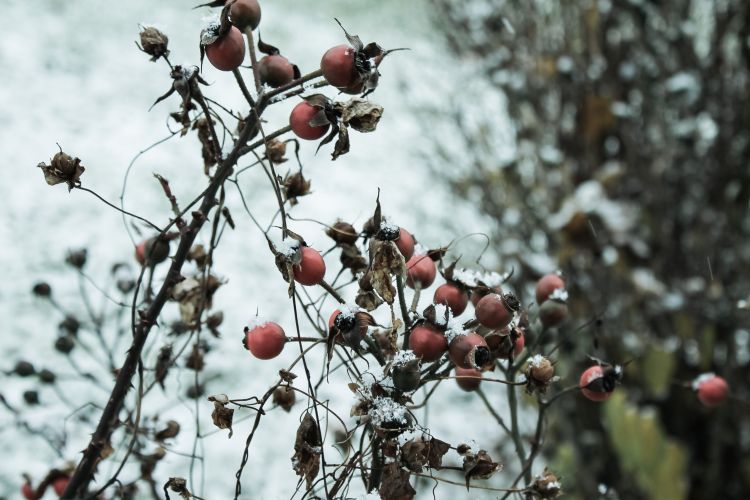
[463,449,502,489]
[292,413,322,489]
[379,462,415,500]
[331,125,350,160]
[340,99,383,133]
[154,420,181,441]
[355,289,384,311]
[210,399,234,438]
[369,240,407,304]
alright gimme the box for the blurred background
[1,0,748,499]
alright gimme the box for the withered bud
[32,282,52,298]
[185,343,204,371]
[38,150,85,191]
[392,358,421,392]
[188,244,209,269]
[154,420,181,441]
[59,315,80,336]
[524,355,556,394]
[532,468,562,498]
[326,221,358,245]
[139,26,170,61]
[55,335,75,354]
[207,311,224,329]
[38,369,56,384]
[65,249,87,269]
[283,171,311,204]
[265,138,287,163]
[23,390,40,405]
[273,385,296,412]
[13,360,36,377]
[186,384,204,399]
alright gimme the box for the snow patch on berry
[528,354,547,368]
[432,303,451,326]
[392,350,417,366]
[245,316,271,330]
[277,238,301,259]
[692,372,716,390]
[549,288,569,302]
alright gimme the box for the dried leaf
[340,99,383,133]
[154,344,173,390]
[378,462,415,500]
[369,240,406,304]
[210,399,234,438]
[257,35,281,55]
[154,420,181,441]
[279,369,297,383]
[291,413,322,489]
[331,125,350,160]
[463,449,502,489]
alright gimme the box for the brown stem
[62,103,265,498]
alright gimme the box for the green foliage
[603,393,688,500]
[640,345,676,398]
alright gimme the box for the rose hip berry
[320,44,357,88]
[406,254,437,289]
[579,365,612,402]
[535,273,565,304]
[395,227,415,260]
[205,26,246,71]
[227,0,261,31]
[408,325,448,362]
[258,54,294,88]
[292,246,326,286]
[290,101,330,140]
[244,321,286,359]
[539,300,568,328]
[449,332,491,369]
[455,366,482,392]
[135,236,170,266]
[53,476,70,496]
[434,283,469,315]
[475,293,513,329]
[21,482,34,500]
[694,373,729,407]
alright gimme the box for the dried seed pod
[139,26,170,61]
[326,221,358,245]
[524,355,556,394]
[13,361,36,377]
[391,355,421,392]
[273,385,296,412]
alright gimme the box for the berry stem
[243,28,263,94]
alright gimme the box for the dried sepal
[531,468,563,498]
[291,413,322,489]
[331,125,350,160]
[154,344,173,390]
[164,477,191,499]
[401,437,450,472]
[272,385,296,412]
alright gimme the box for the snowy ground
[0,1,528,498]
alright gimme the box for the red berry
[52,476,69,496]
[475,294,513,329]
[535,273,565,304]
[455,367,482,392]
[205,26,246,71]
[320,44,357,87]
[434,283,469,315]
[449,332,491,369]
[694,374,729,407]
[406,254,437,289]
[258,54,294,88]
[408,325,448,362]
[539,300,568,328]
[135,237,170,266]
[227,0,261,31]
[579,365,611,402]
[290,101,330,140]
[244,321,285,359]
[21,482,34,500]
[395,227,415,260]
[293,247,326,286]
